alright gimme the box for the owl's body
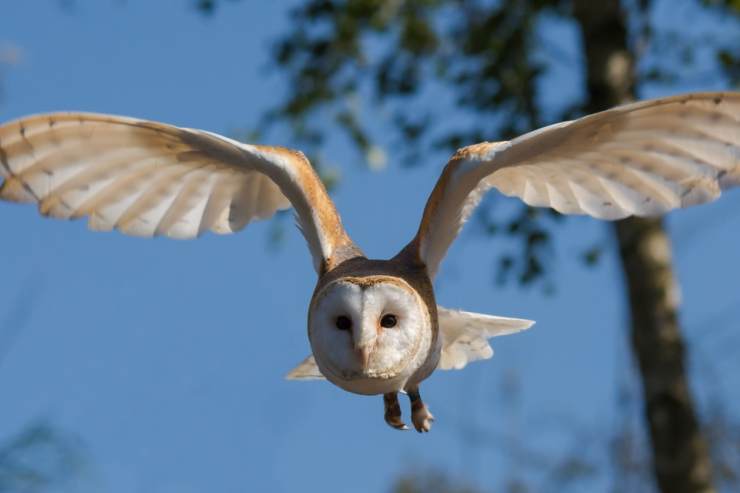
[2,92,739,432]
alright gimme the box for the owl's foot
[407,387,434,433]
[383,392,409,430]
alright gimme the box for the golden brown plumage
[1,91,738,432]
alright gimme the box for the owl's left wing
[0,112,358,274]
[437,307,534,370]
[405,92,740,279]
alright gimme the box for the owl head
[308,275,433,395]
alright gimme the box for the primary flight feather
[1,92,738,432]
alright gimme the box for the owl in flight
[1,92,738,432]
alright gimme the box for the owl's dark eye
[380,314,398,328]
[335,315,352,331]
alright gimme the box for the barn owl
[1,92,738,432]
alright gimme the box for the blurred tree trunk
[573,1,714,492]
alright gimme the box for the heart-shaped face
[308,276,431,394]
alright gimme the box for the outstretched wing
[437,307,534,370]
[285,355,325,380]
[406,92,740,278]
[0,112,358,273]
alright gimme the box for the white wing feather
[286,355,325,380]
[0,113,355,272]
[410,92,740,278]
[437,306,534,370]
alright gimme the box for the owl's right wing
[405,92,740,279]
[437,306,534,370]
[0,112,359,273]
[285,354,325,380]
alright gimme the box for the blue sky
[1,1,739,492]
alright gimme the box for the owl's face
[308,276,431,394]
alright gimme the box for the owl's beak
[352,320,376,370]
[355,343,374,369]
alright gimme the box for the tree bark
[572,1,714,492]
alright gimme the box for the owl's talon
[412,407,434,433]
[383,392,408,430]
[385,413,409,430]
[407,386,434,433]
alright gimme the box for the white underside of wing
[286,355,326,381]
[482,93,740,220]
[0,113,292,239]
[437,306,534,370]
[414,92,740,279]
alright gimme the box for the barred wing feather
[411,92,740,278]
[437,307,534,370]
[0,113,354,273]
